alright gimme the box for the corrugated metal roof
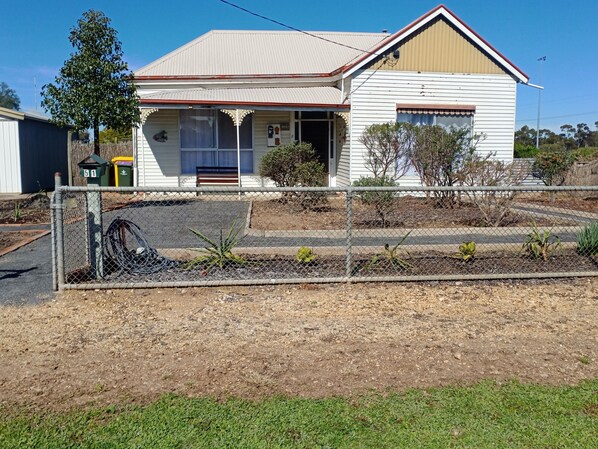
[135,31,389,78]
[0,106,51,122]
[139,86,347,107]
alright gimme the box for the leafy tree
[42,10,139,156]
[574,123,591,148]
[514,125,536,147]
[0,82,20,110]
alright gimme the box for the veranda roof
[139,86,349,109]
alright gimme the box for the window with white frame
[180,110,253,174]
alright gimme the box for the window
[180,110,253,174]
[397,113,472,129]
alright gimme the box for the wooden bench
[196,166,239,187]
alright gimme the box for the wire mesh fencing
[51,185,598,289]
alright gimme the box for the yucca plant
[522,222,560,261]
[366,232,412,270]
[455,241,476,262]
[576,222,598,256]
[186,221,246,269]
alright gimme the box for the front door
[295,111,335,186]
[300,121,330,173]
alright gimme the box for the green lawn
[1,380,596,448]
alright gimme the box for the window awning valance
[396,104,476,115]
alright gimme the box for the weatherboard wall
[348,70,517,185]
[0,120,22,193]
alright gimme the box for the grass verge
[1,380,596,448]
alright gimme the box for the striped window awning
[396,104,476,115]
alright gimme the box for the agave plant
[186,221,246,269]
[366,231,412,270]
[522,222,560,261]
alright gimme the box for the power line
[218,0,387,57]
[516,110,598,122]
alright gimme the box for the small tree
[42,10,139,156]
[0,82,20,110]
[409,125,478,207]
[359,122,412,180]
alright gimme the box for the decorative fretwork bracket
[221,109,254,126]
[140,108,158,124]
[335,111,350,128]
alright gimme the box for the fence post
[87,187,104,279]
[53,172,65,290]
[345,187,353,282]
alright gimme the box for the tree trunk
[93,123,100,156]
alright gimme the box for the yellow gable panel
[371,17,507,75]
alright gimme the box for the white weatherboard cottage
[133,5,529,188]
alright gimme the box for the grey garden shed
[0,106,68,193]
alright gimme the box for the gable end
[368,17,508,76]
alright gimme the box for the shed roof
[0,107,51,122]
[135,31,389,79]
[139,86,347,109]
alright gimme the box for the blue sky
[2,0,597,132]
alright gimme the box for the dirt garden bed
[0,231,42,253]
[0,193,51,224]
[520,192,598,214]
[68,250,598,285]
[0,278,596,409]
[0,192,136,225]
[250,195,580,231]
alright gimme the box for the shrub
[296,246,316,264]
[353,176,397,227]
[457,154,526,227]
[514,143,539,159]
[455,241,476,262]
[532,151,575,187]
[259,141,323,187]
[408,125,479,208]
[576,222,598,256]
[259,142,327,210]
[359,122,412,180]
[571,147,598,162]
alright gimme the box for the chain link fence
[51,183,598,289]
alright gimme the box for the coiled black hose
[103,217,178,276]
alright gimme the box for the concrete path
[0,234,54,305]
